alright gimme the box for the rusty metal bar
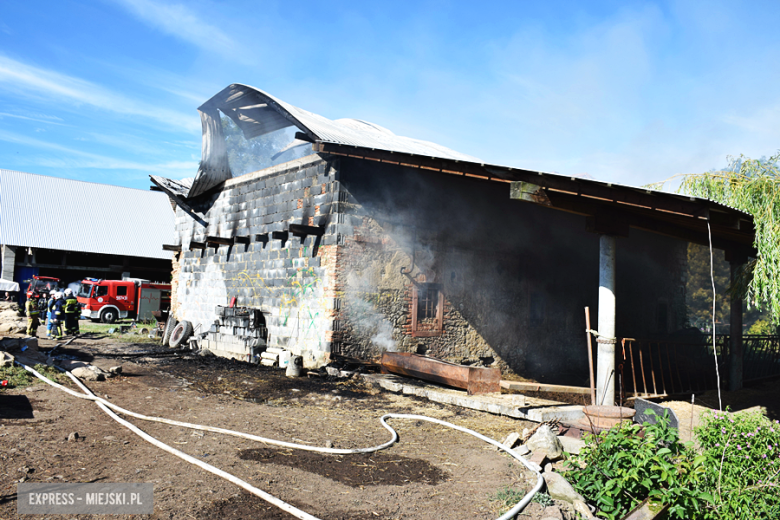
[639,346,648,396]
[380,352,500,395]
[657,342,667,396]
[648,342,658,396]
[628,341,638,397]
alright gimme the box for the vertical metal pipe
[596,234,616,405]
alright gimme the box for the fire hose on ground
[17,362,544,520]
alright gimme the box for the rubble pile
[0,301,26,334]
[499,425,594,519]
[197,306,269,363]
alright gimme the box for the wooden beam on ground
[500,380,592,395]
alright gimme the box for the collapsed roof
[171,83,479,199]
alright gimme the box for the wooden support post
[729,258,746,391]
[585,307,596,406]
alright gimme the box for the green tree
[685,243,768,333]
[686,243,730,332]
[672,153,780,327]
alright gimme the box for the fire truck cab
[77,278,171,323]
[25,275,62,298]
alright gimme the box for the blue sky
[1,0,779,191]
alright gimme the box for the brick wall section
[172,155,339,367]
[170,251,181,316]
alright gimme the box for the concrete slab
[361,373,584,423]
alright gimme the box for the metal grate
[617,335,780,399]
[416,285,439,322]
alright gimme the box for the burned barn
[154,84,756,396]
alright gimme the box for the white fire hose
[18,362,543,520]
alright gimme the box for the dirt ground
[0,335,578,520]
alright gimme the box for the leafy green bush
[565,408,780,519]
[694,409,780,518]
[564,411,710,519]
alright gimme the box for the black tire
[162,316,177,345]
[169,320,193,349]
[100,308,118,324]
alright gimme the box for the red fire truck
[77,278,171,323]
[25,275,62,298]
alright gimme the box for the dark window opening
[411,283,443,337]
[116,286,127,296]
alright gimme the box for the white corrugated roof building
[1,169,174,260]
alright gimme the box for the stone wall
[173,155,340,367]
[328,158,688,384]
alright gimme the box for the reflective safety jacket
[25,299,39,317]
[64,297,79,314]
[53,298,66,318]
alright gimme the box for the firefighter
[25,294,41,337]
[63,288,80,335]
[51,292,65,339]
[46,292,57,338]
[37,291,48,316]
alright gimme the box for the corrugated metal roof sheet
[1,169,175,259]
[188,84,480,197]
[221,84,481,161]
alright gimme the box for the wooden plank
[499,380,591,395]
[206,235,234,245]
[189,241,206,250]
[234,235,250,244]
[162,244,182,252]
[289,224,325,236]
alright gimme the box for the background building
[1,169,176,299]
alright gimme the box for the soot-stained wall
[331,158,687,384]
[171,152,687,383]
[172,155,340,367]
